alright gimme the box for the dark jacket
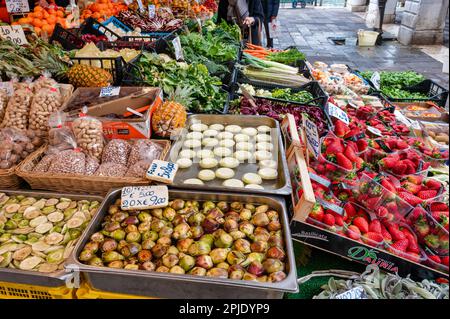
[217,0,265,25]
[262,0,280,20]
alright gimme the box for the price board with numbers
[0,25,29,46]
[5,0,30,14]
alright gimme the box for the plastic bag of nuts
[0,128,43,170]
[85,155,100,175]
[47,149,86,175]
[125,160,151,178]
[32,74,58,93]
[127,139,163,166]
[29,87,63,137]
[94,162,127,177]
[72,114,104,161]
[0,88,34,130]
[0,88,8,123]
[47,112,78,155]
[102,139,131,166]
[32,153,57,173]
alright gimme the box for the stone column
[398,0,449,45]
[347,0,368,12]
[383,0,398,23]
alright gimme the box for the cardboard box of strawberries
[289,99,449,280]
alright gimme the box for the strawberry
[334,215,344,227]
[369,219,382,233]
[381,179,396,193]
[334,120,350,138]
[392,163,407,175]
[346,225,361,240]
[326,141,344,154]
[442,256,449,266]
[365,197,380,208]
[432,211,449,222]
[378,157,397,169]
[417,190,438,200]
[344,202,357,218]
[352,216,369,233]
[414,217,430,238]
[389,239,409,252]
[424,234,440,249]
[309,203,324,222]
[375,207,389,219]
[401,182,422,195]
[425,179,442,190]
[356,139,368,152]
[410,206,425,220]
[363,232,383,244]
[428,255,442,264]
[395,140,409,150]
[323,213,336,226]
[430,202,449,212]
[398,192,423,206]
[387,224,406,241]
[381,225,392,243]
[336,153,353,170]
[355,157,364,170]
[344,145,359,162]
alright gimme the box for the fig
[216,201,229,212]
[223,219,238,232]
[171,199,185,210]
[234,238,251,254]
[101,239,118,252]
[179,255,195,271]
[251,241,268,253]
[214,233,233,248]
[141,261,156,271]
[266,246,286,260]
[206,267,228,278]
[163,207,177,221]
[247,261,264,276]
[196,255,213,269]
[170,265,185,274]
[252,213,270,227]
[262,258,284,273]
[162,253,179,268]
[202,218,219,234]
[176,238,194,253]
[239,209,252,221]
[189,266,207,276]
[172,223,191,240]
[210,248,229,264]
[268,271,287,282]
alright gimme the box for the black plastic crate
[70,57,125,86]
[233,69,328,108]
[79,17,122,41]
[50,24,85,50]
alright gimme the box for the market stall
[0,0,448,300]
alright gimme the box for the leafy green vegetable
[271,88,314,103]
[130,53,227,113]
[267,48,306,65]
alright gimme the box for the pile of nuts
[78,198,288,283]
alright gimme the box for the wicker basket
[16,140,171,195]
[0,167,22,189]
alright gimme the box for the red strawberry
[334,120,350,138]
[323,213,336,226]
[334,215,344,227]
[410,206,425,220]
[369,219,382,233]
[355,157,364,170]
[392,163,407,175]
[344,145,359,162]
[381,225,392,243]
[398,192,423,206]
[417,190,438,200]
[442,256,449,266]
[357,139,368,152]
[389,239,409,253]
[430,202,449,212]
[346,225,361,240]
[375,207,389,219]
[363,232,384,244]
[344,202,357,218]
[378,157,397,169]
[425,179,442,190]
[381,179,396,193]
[395,140,409,150]
[353,216,369,233]
[401,182,422,195]
[414,216,430,238]
[431,211,449,222]
[336,153,353,170]
[326,141,344,154]
[429,255,441,264]
[387,224,406,241]
[365,197,380,208]
[309,203,324,222]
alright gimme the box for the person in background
[262,0,279,48]
[217,0,265,46]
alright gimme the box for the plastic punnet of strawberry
[383,221,427,264]
[399,176,446,204]
[424,250,449,273]
[306,202,346,234]
[406,206,449,256]
[377,149,431,177]
[406,137,449,168]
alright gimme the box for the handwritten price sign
[6,0,30,14]
[0,25,28,46]
[303,117,320,159]
[327,102,349,125]
[121,186,169,210]
[99,86,121,97]
[146,160,178,184]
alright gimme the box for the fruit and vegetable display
[78,198,288,282]
[237,84,315,104]
[117,9,183,33]
[80,0,129,23]
[0,193,100,272]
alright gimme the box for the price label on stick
[137,0,145,12]
[99,86,120,97]
[148,4,156,19]
[371,71,381,90]
[328,102,349,125]
[146,160,178,184]
[367,126,383,137]
[0,25,29,46]
[0,81,14,96]
[172,36,184,61]
[124,0,133,5]
[6,0,30,13]
[196,18,202,32]
[303,116,320,159]
[121,186,169,211]
[335,287,367,299]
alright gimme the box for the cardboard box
[68,87,163,139]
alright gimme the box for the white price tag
[303,117,320,159]
[367,126,383,137]
[124,0,133,5]
[371,71,381,90]
[172,36,184,61]
[137,0,145,12]
[394,110,412,127]
[335,287,367,299]
[6,0,30,13]
[121,186,169,211]
[146,160,178,184]
[148,4,156,19]
[328,102,349,125]
[196,18,202,32]
[0,81,14,96]
[99,86,121,97]
[0,25,28,46]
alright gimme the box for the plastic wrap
[29,87,63,136]
[125,160,151,178]
[94,162,127,177]
[72,115,104,161]
[127,139,163,167]
[102,139,132,166]
[32,153,57,173]
[0,88,8,123]
[47,149,86,175]
[85,155,100,175]
[0,128,42,169]
[1,88,34,130]
[47,112,78,155]
[32,74,58,93]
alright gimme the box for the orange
[92,12,101,19]
[56,10,64,18]
[18,17,29,24]
[33,19,44,28]
[42,24,53,35]
[47,15,57,24]
[34,27,42,35]
[34,6,43,12]
[33,11,43,19]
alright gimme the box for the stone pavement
[272,7,449,88]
